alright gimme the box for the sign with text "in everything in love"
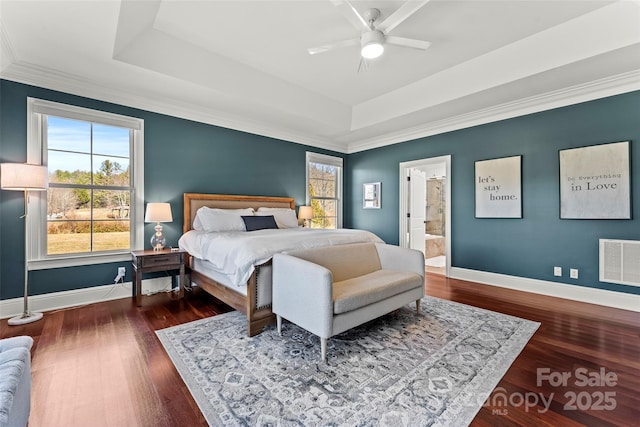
[475,155,522,218]
[560,141,630,220]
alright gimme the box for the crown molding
[346,70,640,153]
[0,61,347,154]
[2,61,638,156]
[0,19,17,69]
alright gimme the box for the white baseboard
[449,267,640,312]
[4,269,637,318]
[0,277,176,319]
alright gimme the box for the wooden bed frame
[183,193,296,336]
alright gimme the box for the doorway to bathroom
[399,156,451,276]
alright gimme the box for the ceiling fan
[307,0,432,69]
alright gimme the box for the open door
[408,168,426,254]
[399,156,451,277]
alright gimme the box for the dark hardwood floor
[1,275,638,426]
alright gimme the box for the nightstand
[131,249,186,306]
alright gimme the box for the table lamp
[144,202,172,250]
[299,206,313,227]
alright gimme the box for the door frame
[399,155,452,276]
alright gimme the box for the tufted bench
[272,242,425,361]
[0,336,33,427]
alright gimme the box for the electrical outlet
[553,266,562,277]
[570,268,579,279]
[114,266,126,284]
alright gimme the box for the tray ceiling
[1,0,639,153]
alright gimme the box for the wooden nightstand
[131,249,186,306]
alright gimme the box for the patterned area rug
[157,297,539,426]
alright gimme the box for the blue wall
[346,91,640,295]
[2,79,638,300]
[0,79,343,299]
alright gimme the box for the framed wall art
[559,141,630,219]
[475,155,522,218]
[363,182,381,209]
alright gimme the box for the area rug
[156,297,539,426]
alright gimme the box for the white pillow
[193,207,254,232]
[256,207,299,229]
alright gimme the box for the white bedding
[179,228,383,287]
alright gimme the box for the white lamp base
[8,311,43,326]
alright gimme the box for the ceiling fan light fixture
[360,30,384,59]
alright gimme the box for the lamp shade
[144,202,173,222]
[0,163,48,191]
[298,206,313,220]
[361,30,384,59]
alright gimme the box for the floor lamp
[1,163,49,325]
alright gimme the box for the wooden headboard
[183,193,296,233]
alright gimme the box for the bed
[180,193,384,336]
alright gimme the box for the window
[306,152,343,229]
[27,98,144,269]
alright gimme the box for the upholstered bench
[272,242,424,361]
[0,336,33,427]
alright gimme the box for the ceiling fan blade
[377,0,431,34]
[307,38,359,55]
[386,36,431,51]
[330,0,369,30]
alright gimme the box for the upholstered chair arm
[272,253,335,338]
[374,243,425,280]
[0,336,33,353]
[0,336,33,427]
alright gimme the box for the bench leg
[416,299,421,314]
[321,337,327,362]
[276,315,282,336]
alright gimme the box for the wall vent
[599,239,640,287]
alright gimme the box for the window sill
[29,252,133,270]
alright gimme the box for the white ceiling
[1,0,639,153]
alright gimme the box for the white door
[408,168,426,254]
[399,156,451,276]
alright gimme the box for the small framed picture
[363,182,381,209]
[475,155,522,218]
[559,141,631,219]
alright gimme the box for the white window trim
[305,151,343,228]
[26,97,144,270]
